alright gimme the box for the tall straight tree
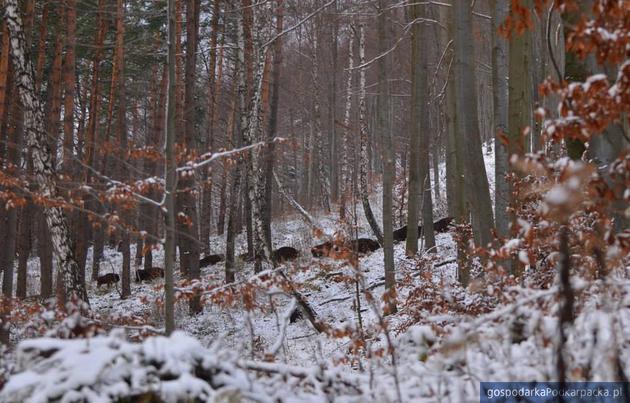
[508,0,533,164]
[377,1,396,314]
[240,2,273,272]
[4,0,88,304]
[492,0,510,239]
[507,0,533,277]
[87,0,108,282]
[62,0,76,171]
[310,25,331,212]
[358,24,383,245]
[178,0,202,314]
[339,31,354,219]
[262,0,284,249]
[164,0,177,335]
[111,0,131,298]
[453,0,494,250]
[200,0,222,254]
[406,2,435,256]
[224,77,241,284]
[443,2,468,285]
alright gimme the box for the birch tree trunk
[238,3,273,271]
[339,31,354,219]
[4,0,88,304]
[358,24,383,245]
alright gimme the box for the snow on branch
[176,137,286,173]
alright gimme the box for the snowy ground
[61,206,461,366]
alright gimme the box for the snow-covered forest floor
[2,147,629,402]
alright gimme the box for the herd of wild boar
[96,217,454,288]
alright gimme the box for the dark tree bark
[262,0,284,251]
[453,0,494,250]
[16,202,32,299]
[200,0,222,254]
[407,2,435,256]
[165,0,178,335]
[178,0,202,314]
[376,1,396,313]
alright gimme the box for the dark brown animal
[311,241,333,257]
[290,309,303,323]
[199,254,224,268]
[97,273,120,287]
[351,238,381,254]
[433,217,454,233]
[312,238,380,258]
[392,225,423,243]
[273,247,300,263]
[136,267,164,282]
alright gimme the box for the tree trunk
[492,0,510,240]
[225,31,243,284]
[262,0,284,251]
[164,0,177,335]
[218,87,238,237]
[448,1,469,286]
[453,0,494,249]
[143,65,168,271]
[1,208,17,298]
[5,0,89,304]
[86,0,108,283]
[376,2,396,314]
[1,49,21,300]
[358,24,383,245]
[62,0,76,171]
[239,3,273,272]
[339,31,354,219]
[507,0,533,277]
[16,202,32,299]
[311,29,331,212]
[0,22,10,131]
[329,0,339,203]
[111,0,130,298]
[200,0,222,254]
[407,2,435,256]
[178,0,202,314]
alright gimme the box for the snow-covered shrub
[1,330,256,402]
